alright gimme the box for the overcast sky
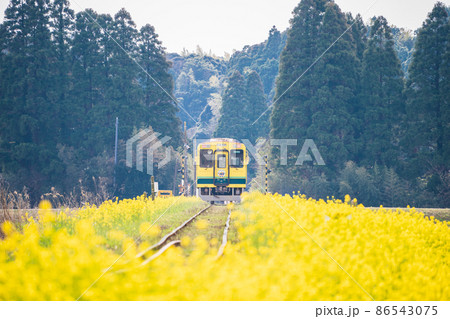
[1,0,449,55]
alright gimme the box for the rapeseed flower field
[0,192,448,300]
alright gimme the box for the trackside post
[151,176,155,201]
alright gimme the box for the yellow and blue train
[195,138,248,203]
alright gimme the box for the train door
[214,151,229,185]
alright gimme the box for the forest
[0,0,449,207]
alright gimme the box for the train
[195,138,248,203]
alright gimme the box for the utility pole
[177,122,189,196]
[151,176,155,201]
[183,121,189,196]
[264,155,271,194]
[114,117,118,188]
[173,156,178,195]
[180,155,185,195]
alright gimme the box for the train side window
[200,149,214,168]
[217,154,226,168]
[230,149,244,168]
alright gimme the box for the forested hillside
[168,23,415,140]
[167,27,286,138]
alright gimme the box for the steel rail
[216,209,232,259]
[141,240,181,266]
[116,205,231,271]
[113,240,181,273]
[136,204,212,258]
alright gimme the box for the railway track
[137,204,232,265]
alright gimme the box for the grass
[15,198,209,254]
[419,208,450,222]
[145,201,209,245]
[170,205,229,253]
[369,207,450,222]
[107,200,209,252]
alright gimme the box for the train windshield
[200,149,214,168]
[217,154,227,168]
[230,149,244,168]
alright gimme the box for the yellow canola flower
[122,238,137,258]
[139,222,161,238]
[75,219,95,238]
[0,193,448,301]
[344,194,351,203]
[209,237,219,246]
[180,236,191,247]
[193,235,208,251]
[1,221,15,236]
[38,200,56,224]
[38,200,52,210]
[195,219,209,230]
[107,230,126,242]
[40,211,57,224]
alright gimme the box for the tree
[0,3,186,202]
[70,10,114,157]
[347,13,367,62]
[359,16,405,168]
[270,0,330,194]
[271,0,329,154]
[214,70,268,143]
[106,8,142,142]
[338,161,379,205]
[138,23,182,146]
[245,70,268,142]
[404,2,450,206]
[215,70,248,140]
[0,0,63,200]
[264,26,282,60]
[169,52,227,132]
[227,26,287,100]
[271,0,359,179]
[305,2,360,173]
[50,0,74,143]
[392,27,416,75]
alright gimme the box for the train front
[195,138,247,203]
